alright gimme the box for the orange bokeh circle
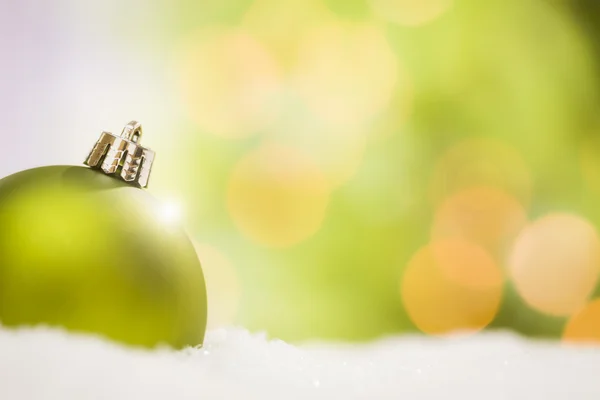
[401,239,503,335]
[563,299,600,345]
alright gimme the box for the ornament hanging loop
[84,121,156,189]
[121,121,143,143]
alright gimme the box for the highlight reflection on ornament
[159,201,183,225]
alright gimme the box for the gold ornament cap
[84,121,155,188]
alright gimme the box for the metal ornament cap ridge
[84,121,155,189]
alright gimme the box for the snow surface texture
[0,326,599,400]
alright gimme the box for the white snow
[0,326,599,400]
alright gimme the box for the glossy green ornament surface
[0,166,207,348]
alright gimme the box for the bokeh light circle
[227,144,330,248]
[401,239,503,335]
[293,22,398,129]
[265,115,369,188]
[174,28,282,138]
[563,299,600,345]
[369,0,453,26]
[194,243,241,329]
[241,0,331,65]
[431,186,528,260]
[508,213,600,317]
[430,138,532,208]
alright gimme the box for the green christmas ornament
[0,121,207,348]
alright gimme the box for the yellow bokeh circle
[293,22,398,129]
[430,138,532,208]
[174,28,282,138]
[431,186,528,260]
[369,0,453,26]
[227,144,330,248]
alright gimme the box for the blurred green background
[5,0,600,343]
